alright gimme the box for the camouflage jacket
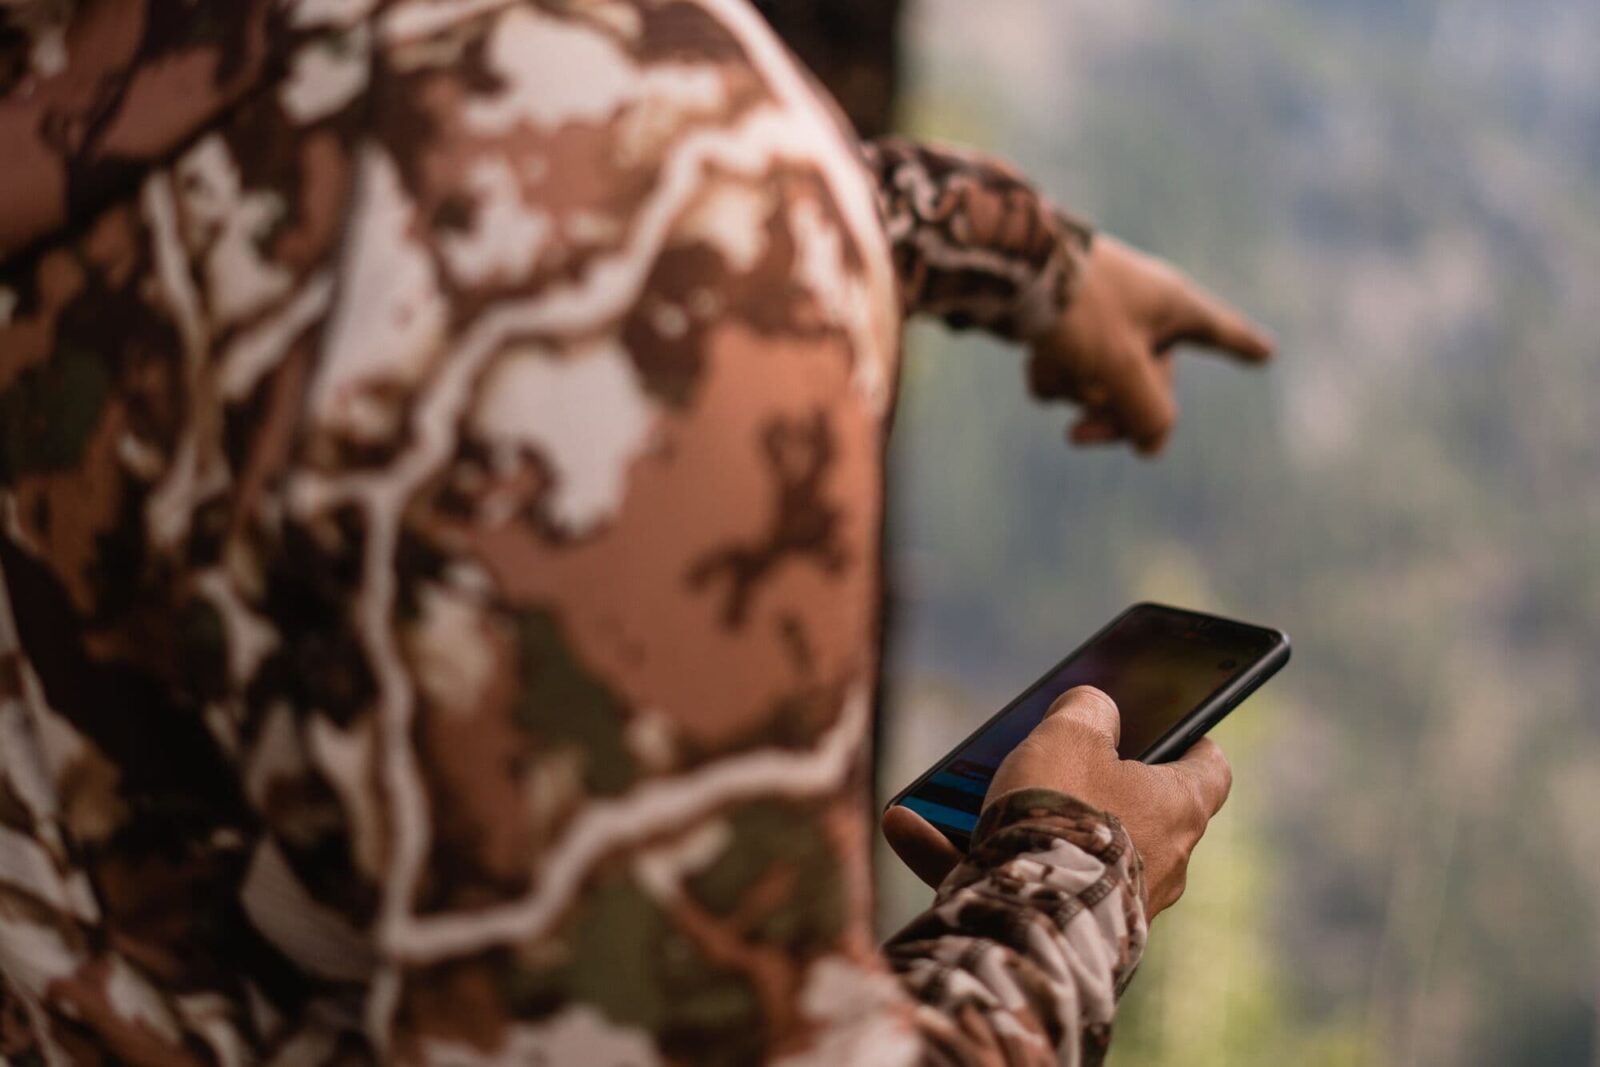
[0,3,1145,1065]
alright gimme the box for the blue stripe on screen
[900,796,979,832]
[930,770,991,795]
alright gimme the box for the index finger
[1167,736,1233,817]
[882,805,964,889]
[1159,283,1275,365]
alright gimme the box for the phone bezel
[884,601,1292,851]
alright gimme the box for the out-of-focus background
[767,0,1600,1064]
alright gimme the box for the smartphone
[887,602,1290,850]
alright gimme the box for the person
[0,1,1271,1064]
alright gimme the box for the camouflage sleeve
[305,12,1137,1064]
[0,3,1145,1065]
[862,136,1095,340]
[887,789,1148,1067]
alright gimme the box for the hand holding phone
[883,685,1236,913]
[884,603,1289,911]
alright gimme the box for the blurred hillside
[875,2,1600,1064]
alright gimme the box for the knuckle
[1013,734,1051,762]
[1199,741,1234,800]
[1032,718,1100,762]
[1169,773,1209,825]
[1134,401,1177,452]
[1154,394,1179,430]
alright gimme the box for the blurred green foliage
[877,2,1600,1063]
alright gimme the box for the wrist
[1017,209,1096,343]
[963,786,1150,945]
[971,787,1131,867]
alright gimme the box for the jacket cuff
[967,787,1138,881]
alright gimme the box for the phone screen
[893,605,1282,845]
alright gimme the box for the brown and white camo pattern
[0,2,1143,1064]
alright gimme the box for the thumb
[1041,685,1122,750]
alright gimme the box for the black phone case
[885,602,1292,851]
